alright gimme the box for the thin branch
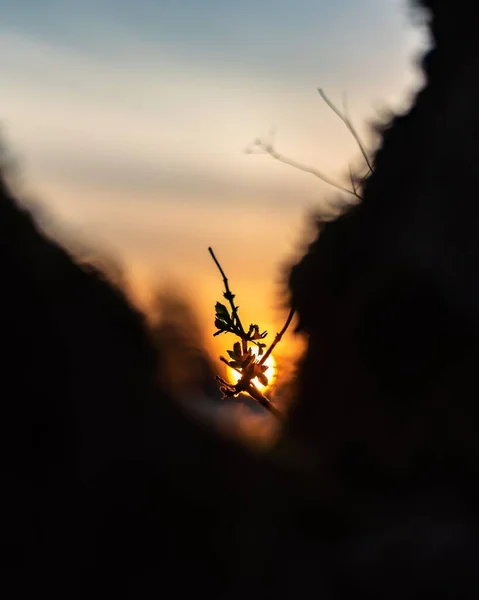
[341,91,349,118]
[208,247,247,351]
[348,164,357,196]
[209,247,289,420]
[318,88,373,175]
[247,384,283,420]
[247,140,360,200]
[259,307,295,367]
[219,358,283,420]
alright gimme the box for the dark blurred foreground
[3,0,479,597]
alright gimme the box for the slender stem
[209,246,289,421]
[259,307,295,367]
[220,358,283,420]
[260,145,360,199]
[348,164,358,197]
[318,88,373,175]
[247,384,283,420]
[208,247,247,351]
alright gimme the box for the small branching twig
[246,88,374,202]
[318,88,373,175]
[208,247,293,420]
[258,306,295,367]
[218,359,283,420]
[245,132,360,200]
[208,247,248,353]
[347,165,355,196]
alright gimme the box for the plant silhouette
[209,247,293,419]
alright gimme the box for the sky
[0,0,427,361]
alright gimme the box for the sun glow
[228,345,277,392]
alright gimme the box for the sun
[228,345,277,392]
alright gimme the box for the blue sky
[0,0,427,353]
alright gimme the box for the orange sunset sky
[0,0,427,362]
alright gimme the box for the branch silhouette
[246,88,374,201]
[208,247,294,420]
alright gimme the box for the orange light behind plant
[229,345,277,392]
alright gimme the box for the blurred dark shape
[0,139,299,598]
[149,288,220,399]
[0,147,159,576]
[288,0,479,595]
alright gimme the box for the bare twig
[246,88,373,204]
[318,88,373,175]
[247,384,283,420]
[208,246,247,352]
[259,307,295,367]
[246,139,361,200]
[219,358,283,420]
[348,164,357,196]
